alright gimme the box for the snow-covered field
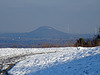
[0,47,100,75]
[0,48,60,59]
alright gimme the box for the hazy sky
[0,0,100,34]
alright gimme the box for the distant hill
[0,26,93,39]
[0,26,72,39]
[26,26,72,39]
[0,26,94,47]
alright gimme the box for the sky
[0,0,100,34]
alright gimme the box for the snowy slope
[7,47,100,75]
[0,48,61,59]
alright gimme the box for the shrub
[75,38,85,47]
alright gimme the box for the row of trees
[75,36,100,47]
[75,27,100,47]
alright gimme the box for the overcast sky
[0,0,100,34]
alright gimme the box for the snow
[0,47,100,75]
[0,48,61,59]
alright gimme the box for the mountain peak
[37,26,54,30]
[28,26,70,39]
[30,26,55,33]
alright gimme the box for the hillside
[0,47,99,75]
